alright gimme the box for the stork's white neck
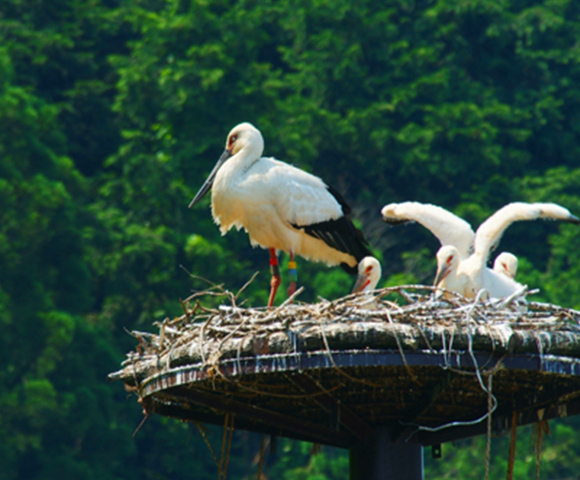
[225,123,265,173]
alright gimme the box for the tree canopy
[2,0,580,478]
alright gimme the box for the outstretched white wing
[474,202,580,261]
[381,201,474,258]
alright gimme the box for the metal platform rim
[139,348,580,397]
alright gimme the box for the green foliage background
[1,0,580,478]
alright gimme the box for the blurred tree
[2,0,580,478]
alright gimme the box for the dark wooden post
[350,426,423,480]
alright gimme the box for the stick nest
[110,285,580,386]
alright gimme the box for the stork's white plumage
[189,122,371,306]
[433,245,472,299]
[465,202,579,298]
[493,252,518,279]
[383,201,579,299]
[434,245,523,300]
[382,202,474,258]
[351,256,382,294]
[350,256,382,309]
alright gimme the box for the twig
[132,412,150,437]
[491,285,529,310]
[279,286,305,307]
[195,421,219,467]
[235,271,260,300]
[385,309,419,384]
[485,374,492,480]
[180,264,225,292]
[317,313,384,388]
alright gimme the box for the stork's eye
[446,255,454,264]
[228,135,238,148]
[365,266,373,273]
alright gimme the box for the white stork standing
[382,201,580,299]
[189,122,372,306]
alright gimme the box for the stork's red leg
[287,251,297,300]
[268,248,281,307]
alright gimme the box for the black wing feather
[326,184,352,215]
[383,218,414,226]
[291,186,373,274]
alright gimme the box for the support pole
[350,426,423,480]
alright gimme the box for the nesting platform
[110,286,580,451]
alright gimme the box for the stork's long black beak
[433,263,451,287]
[351,273,369,294]
[188,149,232,208]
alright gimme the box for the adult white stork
[189,122,372,306]
[382,201,580,299]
